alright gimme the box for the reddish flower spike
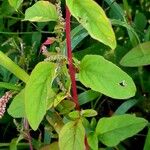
[43,37,55,45]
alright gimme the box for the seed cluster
[55,0,65,50]
[55,1,65,32]
[0,91,12,118]
[44,54,67,62]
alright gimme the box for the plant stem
[85,136,90,150]
[24,119,33,150]
[65,6,80,110]
[65,6,89,150]
[0,143,29,147]
[0,31,54,35]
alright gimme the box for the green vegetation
[0,0,150,149]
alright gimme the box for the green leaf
[70,25,88,51]
[78,55,136,99]
[120,42,150,67]
[59,119,85,150]
[0,82,21,91]
[144,128,150,150]
[8,0,23,10]
[114,99,138,115]
[78,90,101,105]
[0,51,29,83]
[127,29,139,47]
[25,62,56,130]
[8,89,25,118]
[66,0,116,49]
[111,19,139,44]
[10,138,18,150]
[9,135,24,150]
[57,100,75,114]
[87,132,98,150]
[74,43,109,61]
[96,114,148,147]
[63,25,88,54]
[123,0,131,22]
[32,32,42,52]
[1,0,16,16]
[54,92,67,107]
[46,111,64,134]
[68,111,80,120]
[90,118,97,130]
[81,109,97,117]
[40,142,59,150]
[104,0,124,20]
[24,1,58,22]
[144,26,150,41]
[134,12,147,31]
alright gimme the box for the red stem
[65,6,89,150]
[65,6,80,110]
[84,136,90,150]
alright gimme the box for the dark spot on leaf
[78,16,88,24]
[78,16,82,21]
[119,80,127,87]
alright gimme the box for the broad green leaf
[114,99,138,115]
[24,1,58,22]
[0,82,21,91]
[66,0,116,49]
[78,55,136,99]
[96,114,148,147]
[144,128,150,150]
[59,119,85,150]
[8,89,25,118]
[78,90,101,105]
[87,132,98,150]
[8,0,23,10]
[81,109,97,117]
[25,62,56,130]
[120,42,150,67]
[0,51,29,83]
[68,111,80,119]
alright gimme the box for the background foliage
[0,0,150,150]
